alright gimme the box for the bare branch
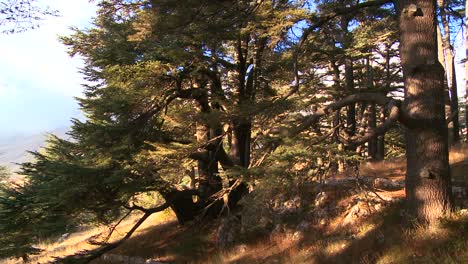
[99,210,133,244]
[201,179,243,216]
[292,93,400,136]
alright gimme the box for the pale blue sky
[0,0,97,136]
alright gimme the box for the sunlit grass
[0,210,175,264]
[449,144,468,164]
[2,146,467,264]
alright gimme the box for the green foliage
[0,1,410,259]
[0,166,69,258]
[0,166,8,182]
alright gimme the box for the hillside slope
[1,146,467,264]
[0,128,69,175]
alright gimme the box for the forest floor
[2,146,468,264]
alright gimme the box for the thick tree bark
[397,0,453,224]
[438,0,460,143]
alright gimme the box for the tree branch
[123,201,171,214]
[289,0,394,96]
[292,93,400,136]
[304,0,394,36]
[337,99,400,145]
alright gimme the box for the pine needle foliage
[0,1,412,259]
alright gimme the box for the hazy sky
[0,0,97,136]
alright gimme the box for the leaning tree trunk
[397,0,453,224]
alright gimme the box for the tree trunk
[465,0,468,141]
[368,103,378,160]
[232,121,251,168]
[340,16,356,152]
[345,57,357,144]
[438,0,460,143]
[397,0,453,224]
[161,189,202,224]
[366,56,378,160]
[437,24,452,112]
[232,35,253,168]
[376,107,386,161]
[192,82,223,202]
[196,122,222,200]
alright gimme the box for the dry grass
[449,144,468,164]
[198,206,467,264]
[0,225,105,264]
[0,210,174,264]
[360,158,406,180]
[2,146,468,264]
[4,207,464,264]
[449,144,468,183]
[360,144,468,182]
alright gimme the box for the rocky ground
[3,154,467,264]
[90,158,466,264]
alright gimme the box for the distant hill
[0,127,69,175]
